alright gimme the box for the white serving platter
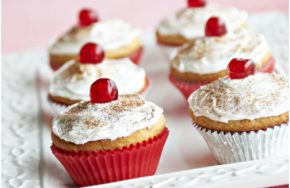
[2,12,289,188]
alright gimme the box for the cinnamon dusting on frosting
[157,4,247,40]
[49,59,146,101]
[111,94,145,112]
[52,95,163,144]
[172,31,270,74]
[188,73,289,123]
[49,19,141,55]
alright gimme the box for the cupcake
[49,8,142,70]
[156,0,247,58]
[169,17,275,99]
[48,43,149,113]
[188,69,289,164]
[51,78,169,186]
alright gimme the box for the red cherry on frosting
[205,17,227,37]
[228,58,256,79]
[78,8,99,27]
[187,0,206,8]
[90,78,118,103]
[79,42,105,64]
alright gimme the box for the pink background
[2,0,288,53]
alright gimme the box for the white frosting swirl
[172,31,270,74]
[52,95,164,144]
[188,73,289,123]
[157,4,247,39]
[49,58,146,101]
[49,19,141,55]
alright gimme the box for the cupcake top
[49,58,146,101]
[171,31,270,74]
[188,73,289,123]
[52,94,163,144]
[49,19,141,55]
[157,4,247,40]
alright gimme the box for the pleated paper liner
[194,123,288,164]
[51,128,169,187]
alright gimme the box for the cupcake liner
[195,123,288,164]
[158,45,180,60]
[259,57,275,73]
[169,74,210,99]
[51,128,169,186]
[128,47,144,65]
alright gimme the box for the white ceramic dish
[2,12,289,188]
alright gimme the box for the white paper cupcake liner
[158,45,179,60]
[195,123,289,164]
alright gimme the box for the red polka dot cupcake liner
[51,128,169,187]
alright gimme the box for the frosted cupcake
[51,78,169,186]
[156,0,247,58]
[48,43,148,113]
[169,17,274,98]
[188,69,289,164]
[49,8,143,70]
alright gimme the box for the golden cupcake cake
[48,43,148,113]
[156,0,247,58]
[169,16,274,98]
[51,78,169,186]
[188,71,289,164]
[49,8,143,70]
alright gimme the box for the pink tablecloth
[2,0,288,53]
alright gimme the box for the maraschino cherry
[79,42,105,64]
[90,78,118,103]
[187,0,207,8]
[228,58,256,79]
[78,8,99,27]
[205,17,227,37]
